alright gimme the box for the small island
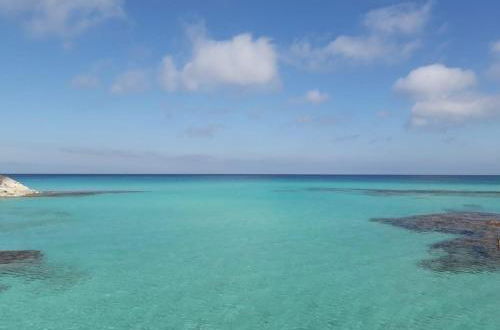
[0,175,39,197]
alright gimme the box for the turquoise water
[2,175,500,329]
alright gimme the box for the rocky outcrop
[0,175,38,197]
[1,175,142,198]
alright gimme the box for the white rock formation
[0,175,38,197]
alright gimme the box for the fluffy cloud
[394,64,476,99]
[409,96,500,126]
[328,35,388,61]
[160,30,278,91]
[395,63,500,126]
[363,2,431,35]
[290,37,420,68]
[305,90,329,104]
[110,69,149,94]
[288,2,430,70]
[0,0,124,39]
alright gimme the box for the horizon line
[5,173,500,176]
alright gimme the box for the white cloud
[328,35,388,60]
[71,73,100,89]
[290,37,420,69]
[288,2,429,70]
[395,63,500,126]
[111,69,149,94]
[394,64,476,99]
[159,56,179,92]
[160,29,278,91]
[410,95,500,126]
[363,2,431,35]
[0,0,124,39]
[305,90,329,104]
[288,41,334,71]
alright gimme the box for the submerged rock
[0,250,42,264]
[0,175,38,197]
[33,190,140,198]
[372,212,500,272]
[305,187,500,198]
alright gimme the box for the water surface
[2,175,500,329]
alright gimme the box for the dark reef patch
[29,190,142,198]
[0,250,42,265]
[372,212,500,272]
[305,187,500,198]
[0,252,87,292]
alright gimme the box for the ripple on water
[0,208,72,233]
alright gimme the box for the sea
[2,174,500,329]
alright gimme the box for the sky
[1,0,500,174]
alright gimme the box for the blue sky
[1,0,500,174]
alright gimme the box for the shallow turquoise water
[2,175,500,329]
